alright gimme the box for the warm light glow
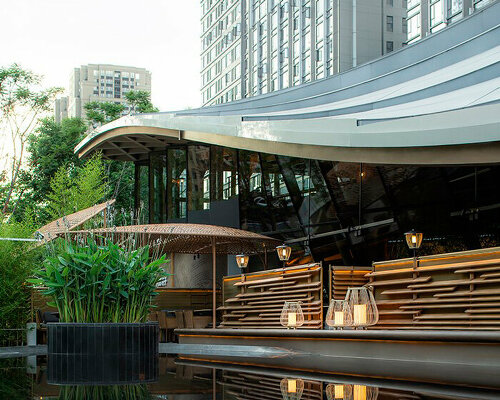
[354,304,367,325]
[280,301,305,329]
[334,385,344,398]
[354,385,367,400]
[405,229,423,250]
[288,379,297,393]
[288,312,297,327]
[276,244,292,262]
[235,254,249,269]
[334,311,344,326]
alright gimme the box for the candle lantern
[345,287,378,328]
[404,229,423,250]
[353,385,378,400]
[280,301,304,329]
[235,254,249,269]
[326,383,353,400]
[280,378,304,400]
[276,244,292,267]
[325,300,353,329]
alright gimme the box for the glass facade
[135,145,500,268]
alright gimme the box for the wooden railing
[219,263,323,329]
[329,266,371,301]
[369,246,500,329]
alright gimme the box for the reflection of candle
[288,379,297,393]
[354,385,366,400]
[354,305,367,325]
[334,311,344,326]
[288,312,297,327]
[334,384,344,398]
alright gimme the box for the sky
[0,0,202,112]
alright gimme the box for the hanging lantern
[326,383,353,400]
[404,229,423,250]
[325,300,353,329]
[235,254,249,269]
[345,287,379,328]
[353,385,378,400]
[280,301,304,329]
[276,244,292,262]
[280,378,304,400]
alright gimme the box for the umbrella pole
[212,237,216,329]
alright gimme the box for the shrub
[29,237,168,323]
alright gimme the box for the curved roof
[76,3,500,165]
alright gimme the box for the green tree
[0,64,62,215]
[125,90,159,113]
[46,154,107,219]
[84,101,125,126]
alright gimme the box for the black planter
[47,322,158,385]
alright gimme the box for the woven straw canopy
[66,223,280,255]
[35,200,115,243]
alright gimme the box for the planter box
[47,322,158,385]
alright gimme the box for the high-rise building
[201,0,407,106]
[406,0,498,44]
[54,64,152,123]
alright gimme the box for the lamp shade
[280,378,304,400]
[280,301,304,329]
[326,383,353,400]
[235,254,249,269]
[404,229,423,250]
[276,244,292,261]
[345,287,379,328]
[325,300,353,329]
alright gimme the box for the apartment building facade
[407,0,498,43]
[201,0,407,106]
[54,64,152,123]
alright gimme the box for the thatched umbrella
[66,223,280,328]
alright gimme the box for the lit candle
[334,311,344,326]
[354,385,366,400]
[288,312,297,327]
[334,384,344,398]
[353,304,367,326]
[412,235,417,244]
[288,379,297,393]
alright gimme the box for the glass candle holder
[326,383,353,400]
[325,300,353,329]
[280,378,304,400]
[280,301,305,329]
[345,287,379,328]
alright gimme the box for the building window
[402,0,407,7]
[430,0,445,27]
[402,17,407,33]
[387,0,393,5]
[386,41,394,52]
[386,16,394,32]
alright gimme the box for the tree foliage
[0,64,63,215]
[125,90,158,113]
[84,101,125,126]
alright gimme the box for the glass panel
[188,146,211,211]
[260,153,303,238]
[238,150,270,232]
[167,148,187,220]
[135,163,149,224]
[150,152,166,223]
[211,146,238,201]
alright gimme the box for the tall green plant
[0,221,41,344]
[29,237,168,323]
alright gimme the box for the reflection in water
[58,385,151,400]
[1,355,499,399]
[280,378,305,400]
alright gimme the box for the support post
[212,238,217,329]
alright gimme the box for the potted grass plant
[29,236,167,384]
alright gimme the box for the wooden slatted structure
[221,372,323,400]
[329,265,371,301]
[219,263,323,329]
[369,246,500,329]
